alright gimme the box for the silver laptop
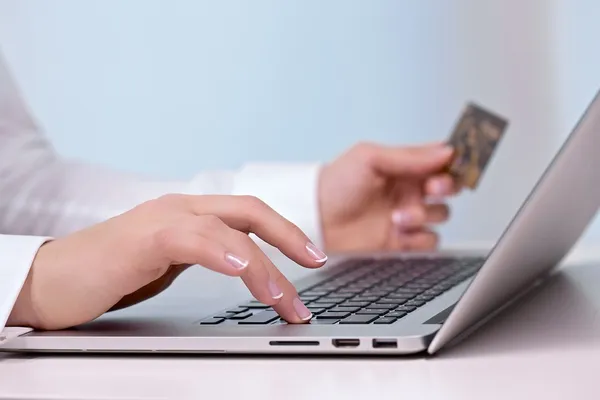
[4,90,600,356]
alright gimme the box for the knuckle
[152,226,179,254]
[197,214,224,231]
[157,193,185,204]
[241,195,268,211]
[353,141,376,159]
[232,230,254,248]
[136,198,163,213]
[138,194,184,214]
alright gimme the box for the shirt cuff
[232,163,323,248]
[0,235,51,336]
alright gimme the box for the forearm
[0,148,222,237]
[0,53,323,242]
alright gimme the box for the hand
[319,142,457,252]
[9,194,327,330]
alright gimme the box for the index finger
[368,143,454,177]
[183,195,328,269]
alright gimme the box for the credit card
[446,102,509,189]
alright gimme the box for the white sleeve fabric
[0,235,50,344]
[0,53,323,336]
[232,163,323,248]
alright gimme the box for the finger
[425,203,450,224]
[404,229,440,251]
[366,143,454,177]
[184,195,328,269]
[154,222,249,278]
[391,205,427,229]
[262,258,313,324]
[202,221,312,323]
[424,174,460,197]
[225,230,287,308]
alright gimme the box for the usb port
[332,339,360,348]
[372,338,398,349]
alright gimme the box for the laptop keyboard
[199,256,484,326]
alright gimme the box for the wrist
[317,163,338,252]
[7,243,49,329]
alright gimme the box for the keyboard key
[325,293,354,299]
[415,294,436,301]
[307,302,336,309]
[225,307,250,314]
[395,306,417,312]
[341,301,372,307]
[351,296,380,302]
[244,301,270,309]
[200,317,224,325]
[309,319,339,325]
[393,289,421,295]
[370,303,396,310]
[317,311,351,319]
[306,307,327,315]
[374,317,397,324]
[386,293,415,300]
[300,291,329,297]
[315,298,345,305]
[362,291,390,296]
[340,315,378,324]
[406,300,426,307]
[386,311,407,318]
[213,313,235,319]
[338,288,364,294]
[238,311,279,324]
[228,311,253,320]
[300,295,321,301]
[375,299,407,305]
[356,309,388,315]
[329,306,360,313]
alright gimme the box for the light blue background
[1,0,600,247]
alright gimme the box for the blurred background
[1,0,599,250]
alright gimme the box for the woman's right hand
[9,194,328,330]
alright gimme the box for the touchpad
[425,304,456,324]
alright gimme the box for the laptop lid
[428,89,600,354]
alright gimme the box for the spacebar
[238,311,279,324]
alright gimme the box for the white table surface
[2,241,600,400]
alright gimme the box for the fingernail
[268,280,284,300]
[306,242,328,263]
[392,210,412,226]
[225,253,249,270]
[436,146,454,157]
[431,179,450,195]
[293,297,313,321]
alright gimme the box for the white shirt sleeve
[0,53,323,339]
[0,235,50,343]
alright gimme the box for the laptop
[4,90,600,356]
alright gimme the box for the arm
[0,55,322,241]
[0,53,322,336]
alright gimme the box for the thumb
[369,143,454,177]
